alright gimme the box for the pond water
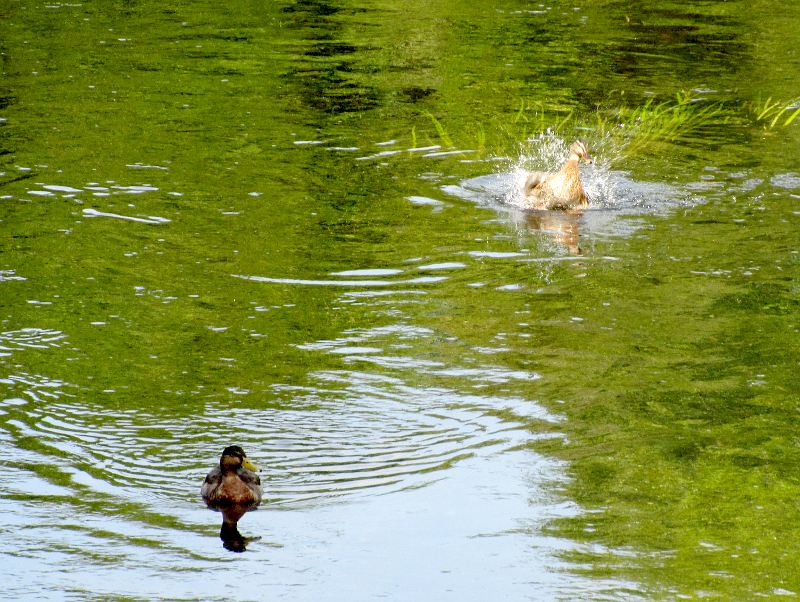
[2,1,799,600]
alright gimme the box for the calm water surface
[1,1,799,600]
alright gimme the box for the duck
[523,140,593,210]
[201,445,263,509]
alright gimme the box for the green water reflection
[1,0,800,599]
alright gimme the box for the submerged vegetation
[746,96,800,129]
[593,92,727,160]
[416,92,800,166]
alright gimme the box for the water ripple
[0,328,67,355]
[0,269,27,282]
[0,358,558,512]
[82,208,171,224]
[232,273,447,287]
[237,368,560,505]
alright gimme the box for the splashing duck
[523,140,593,210]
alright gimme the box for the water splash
[501,133,620,209]
[451,132,690,215]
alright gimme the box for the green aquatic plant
[593,92,727,162]
[511,100,574,137]
[423,111,454,148]
[412,92,728,166]
[747,96,800,129]
[414,101,574,157]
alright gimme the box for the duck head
[568,140,593,164]
[219,445,260,472]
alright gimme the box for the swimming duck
[523,140,593,210]
[201,445,263,509]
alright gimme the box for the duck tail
[523,171,547,193]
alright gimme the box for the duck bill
[242,457,260,472]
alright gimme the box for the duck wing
[201,466,223,503]
[238,468,262,490]
[236,467,263,506]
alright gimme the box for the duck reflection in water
[202,445,263,552]
[524,210,583,255]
